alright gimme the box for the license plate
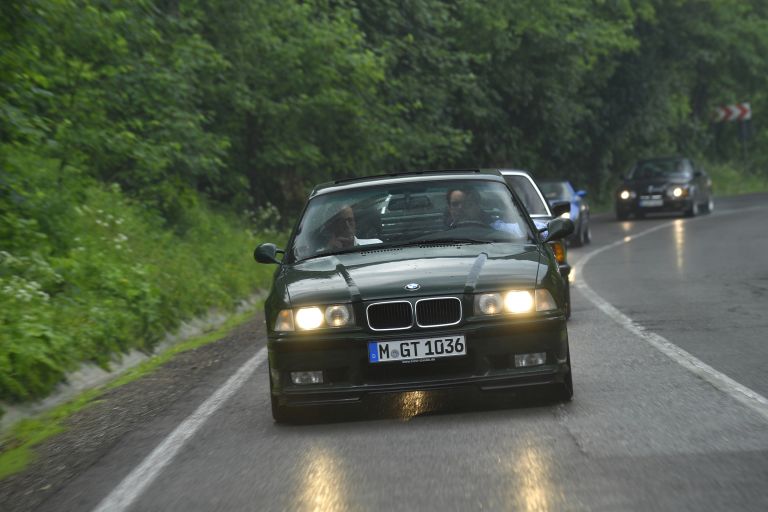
[639,198,663,207]
[368,335,466,363]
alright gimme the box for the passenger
[325,205,381,250]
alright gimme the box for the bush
[0,146,276,402]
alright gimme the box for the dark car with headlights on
[254,169,575,422]
[538,180,591,247]
[615,157,714,220]
[499,169,572,319]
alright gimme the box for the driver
[445,188,525,237]
[446,188,487,227]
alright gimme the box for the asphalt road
[6,193,768,512]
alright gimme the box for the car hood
[278,244,543,306]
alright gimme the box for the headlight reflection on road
[396,390,430,420]
[507,442,563,512]
[297,446,347,512]
[673,219,686,273]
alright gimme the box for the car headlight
[505,291,534,313]
[476,293,503,315]
[475,290,536,315]
[618,190,635,200]
[668,186,688,198]
[325,304,352,327]
[276,304,354,331]
[295,307,324,330]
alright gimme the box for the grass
[0,304,262,480]
[706,163,768,197]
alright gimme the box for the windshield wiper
[384,238,492,248]
[296,245,368,262]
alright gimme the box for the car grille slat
[367,301,413,331]
[416,297,462,327]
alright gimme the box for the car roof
[311,169,506,197]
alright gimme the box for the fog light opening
[290,371,324,385]
[514,352,547,368]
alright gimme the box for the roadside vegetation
[2,0,768,410]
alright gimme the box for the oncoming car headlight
[274,304,354,331]
[667,185,688,199]
[618,190,636,200]
[475,290,557,316]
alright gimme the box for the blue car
[538,180,591,247]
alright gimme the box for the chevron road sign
[713,102,752,122]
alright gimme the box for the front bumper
[616,196,693,215]
[268,314,568,407]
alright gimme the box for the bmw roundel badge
[404,283,421,291]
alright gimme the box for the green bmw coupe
[254,169,575,422]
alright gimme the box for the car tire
[582,222,591,244]
[269,365,298,424]
[271,395,291,423]
[554,347,573,401]
[701,196,714,214]
[684,200,699,217]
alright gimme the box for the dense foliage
[2,0,768,402]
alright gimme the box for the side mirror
[693,170,703,178]
[550,200,570,218]
[543,218,575,243]
[576,190,587,198]
[254,243,284,264]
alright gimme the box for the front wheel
[701,196,714,214]
[271,395,291,423]
[554,347,573,401]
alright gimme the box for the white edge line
[575,206,768,423]
[92,346,268,512]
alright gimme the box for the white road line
[575,206,768,423]
[92,346,268,512]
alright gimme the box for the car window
[630,159,693,180]
[538,181,572,201]
[502,175,550,216]
[289,179,534,262]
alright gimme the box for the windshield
[539,181,573,201]
[502,175,550,216]
[288,179,534,262]
[629,159,692,180]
